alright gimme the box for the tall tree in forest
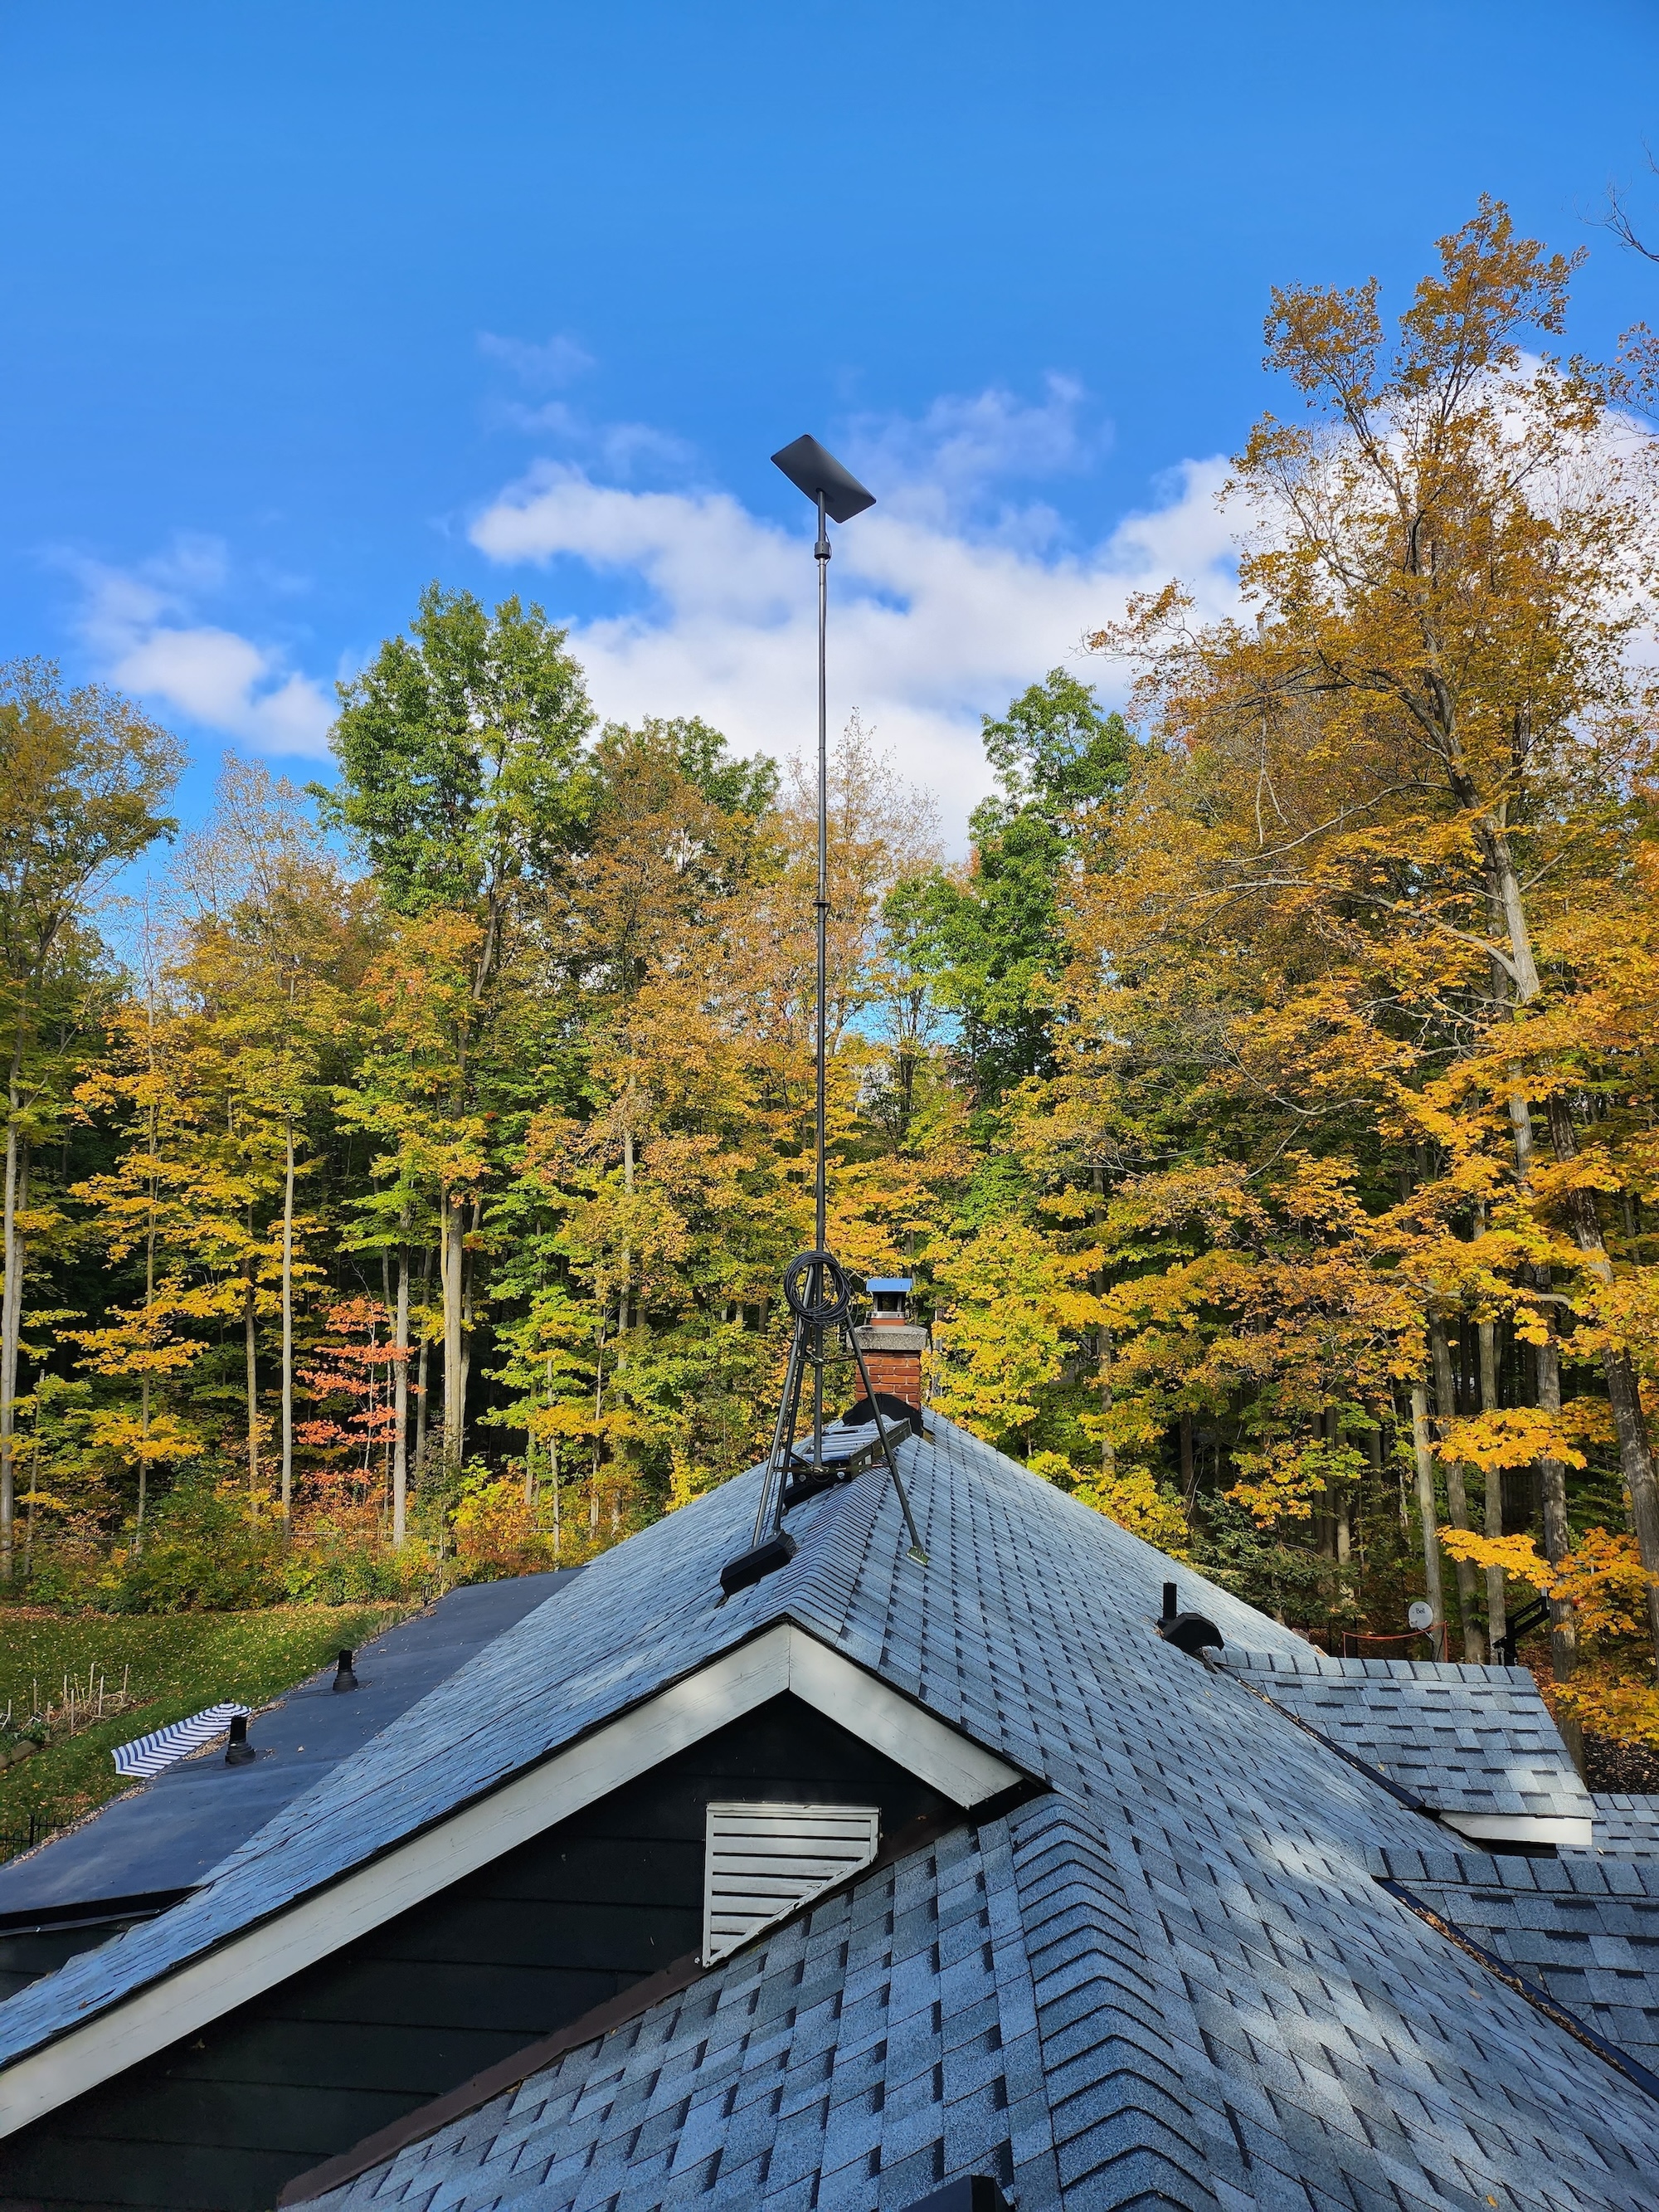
[324,586,596,1475]
[168,763,364,1533]
[519,715,792,1516]
[902,672,1130,1104]
[0,662,181,1576]
[1092,198,1659,1659]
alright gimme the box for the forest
[5,201,1659,1758]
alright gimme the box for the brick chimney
[852,1277,928,1414]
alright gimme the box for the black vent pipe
[1157,1578,1224,1658]
[225,1714,255,1766]
[333,1649,359,1693]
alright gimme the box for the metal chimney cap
[771,435,876,524]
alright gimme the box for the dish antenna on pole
[718,437,927,1596]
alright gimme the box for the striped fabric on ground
[112,1703,251,1780]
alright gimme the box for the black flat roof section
[0,1571,581,1919]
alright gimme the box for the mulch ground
[1580,1730,1659,1795]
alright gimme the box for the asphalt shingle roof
[1213,1648,1593,1821]
[6,1418,1659,2212]
[1370,1844,1659,2071]
[1592,1794,1659,1859]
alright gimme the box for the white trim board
[0,1625,1024,2139]
[1439,1811,1593,1849]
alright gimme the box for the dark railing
[0,1810,45,1861]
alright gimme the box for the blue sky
[5,0,1658,843]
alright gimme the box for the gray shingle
[1588,1792,1659,1858]
[1217,1649,1592,1821]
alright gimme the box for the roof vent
[333,1650,359,1693]
[1157,1581,1224,1658]
[843,1389,922,1437]
[224,1714,255,1766]
[718,1531,798,1596]
[702,1800,879,1965]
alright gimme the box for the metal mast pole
[815,489,829,1260]
[811,490,830,1468]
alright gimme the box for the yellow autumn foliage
[1435,1408,1586,1474]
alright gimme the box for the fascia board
[783,1630,1020,1807]
[0,1622,1025,2138]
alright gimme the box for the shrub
[450,1471,560,1581]
[280,1519,443,1606]
[100,1480,287,1613]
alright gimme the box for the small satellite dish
[1408,1601,1434,1632]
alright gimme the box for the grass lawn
[0,1603,411,1864]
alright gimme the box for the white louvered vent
[703,1800,880,1966]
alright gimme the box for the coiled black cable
[781,1250,854,1325]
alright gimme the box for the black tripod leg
[848,1332,928,1565]
[751,1316,810,1548]
[772,1323,815,1533]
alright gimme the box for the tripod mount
[719,1251,928,1596]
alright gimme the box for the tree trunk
[1326,1408,1350,1585]
[1532,1302,1584,1771]
[458,1199,479,1463]
[1545,1094,1659,1656]
[392,1228,410,1549]
[1430,1320,1484,1659]
[440,1196,465,1469]
[243,1266,260,1500]
[1478,1318,1506,1652]
[1492,986,1586,1716]
[549,1422,560,1564]
[1535,1320,1574,1668]
[1410,1382,1445,1655]
[591,1316,606,1498]
[0,1044,25,1581]
[280,1114,295,1538]
[22,1425,40,1582]
[413,1245,433,1485]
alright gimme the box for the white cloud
[844,374,1106,528]
[73,541,336,758]
[469,388,1240,843]
[478,330,596,387]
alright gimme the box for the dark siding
[0,1692,952,2211]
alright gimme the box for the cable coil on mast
[781,1251,854,1327]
